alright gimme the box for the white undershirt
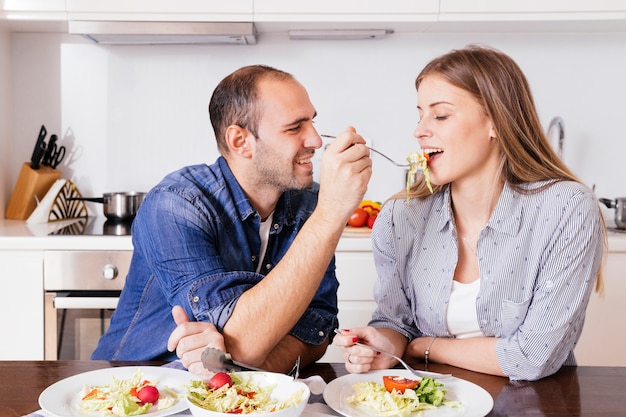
[256,213,273,274]
[446,279,483,339]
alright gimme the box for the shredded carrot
[82,388,99,401]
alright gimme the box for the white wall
[0,29,11,217]
[7,31,626,223]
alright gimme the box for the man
[91,65,372,377]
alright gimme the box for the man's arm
[224,128,371,366]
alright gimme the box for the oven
[44,250,132,360]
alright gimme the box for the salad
[406,151,432,201]
[187,372,305,414]
[78,369,179,416]
[347,375,460,416]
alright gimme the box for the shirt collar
[217,156,307,229]
[437,182,523,236]
[217,157,257,223]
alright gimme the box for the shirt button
[193,296,199,303]
[265,263,272,270]
[251,255,256,262]
[273,224,279,229]
[318,330,325,337]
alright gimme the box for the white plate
[39,366,194,417]
[323,370,493,417]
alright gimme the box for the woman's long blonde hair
[396,45,605,292]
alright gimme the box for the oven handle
[53,297,119,309]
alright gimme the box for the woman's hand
[333,327,404,373]
[167,305,226,379]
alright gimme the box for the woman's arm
[405,336,504,376]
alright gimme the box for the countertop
[0,218,374,251]
[2,217,626,252]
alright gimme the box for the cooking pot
[67,192,146,221]
[600,197,626,229]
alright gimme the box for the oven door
[43,250,132,360]
[44,291,119,360]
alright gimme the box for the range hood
[69,21,257,45]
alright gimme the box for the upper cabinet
[253,0,439,22]
[1,0,66,21]
[440,0,626,16]
[3,1,626,33]
[437,0,626,32]
[65,0,254,22]
[254,1,626,33]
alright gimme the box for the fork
[201,347,301,380]
[334,329,452,379]
[287,355,301,380]
[321,134,410,167]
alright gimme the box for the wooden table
[1,360,625,416]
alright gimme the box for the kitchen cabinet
[439,0,626,23]
[0,250,44,360]
[65,0,253,22]
[574,249,626,366]
[253,0,439,22]
[4,1,626,33]
[1,0,66,19]
[320,239,377,363]
[440,0,626,15]
[1,0,67,31]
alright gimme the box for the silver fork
[287,355,301,380]
[334,329,452,379]
[321,134,410,167]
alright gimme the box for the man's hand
[167,305,226,379]
[317,127,372,226]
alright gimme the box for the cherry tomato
[367,214,377,229]
[382,375,419,393]
[348,208,369,227]
[208,372,233,390]
[137,385,159,404]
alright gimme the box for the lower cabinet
[320,249,377,363]
[574,250,626,366]
[0,250,44,360]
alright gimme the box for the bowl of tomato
[186,371,309,417]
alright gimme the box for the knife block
[5,162,62,220]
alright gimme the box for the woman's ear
[225,125,252,156]
[489,123,498,141]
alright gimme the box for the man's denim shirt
[92,157,339,361]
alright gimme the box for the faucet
[546,116,565,158]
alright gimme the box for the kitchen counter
[2,217,626,251]
[0,218,133,250]
[0,218,375,251]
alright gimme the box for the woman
[334,45,606,381]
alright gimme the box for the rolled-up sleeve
[132,183,261,334]
[494,191,604,380]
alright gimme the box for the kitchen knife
[30,125,47,170]
[41,134,57,167]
